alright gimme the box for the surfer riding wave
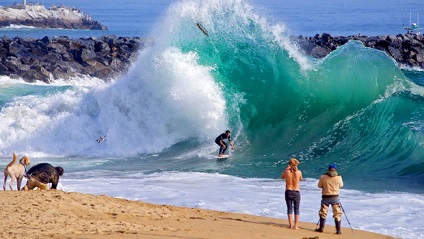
[215,130,235,157]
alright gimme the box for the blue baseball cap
[328,163,337,170]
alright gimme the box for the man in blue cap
[315,163,344,234]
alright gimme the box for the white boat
[404,12,422,35]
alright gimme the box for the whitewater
[0,0,424,238]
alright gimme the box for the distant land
[0,1,107,30]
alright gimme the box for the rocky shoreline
[297,33,424,68]
[0,35,144,83]
[0,33,423,83]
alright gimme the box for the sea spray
[0,0,423,190]
[157,0,424,189]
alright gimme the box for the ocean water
[0,0,424,238]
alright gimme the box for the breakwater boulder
[0,4,107,30]
[0,35,144,83]
[296,33,424,68]
[1,33,423,84]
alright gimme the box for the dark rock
[47,42,67,54]
[1,32,424,83]
[61,53,74,62]
[93,67,113,79]
[388,46,403,61]
[311,45,331,58]
[0,47,8,58]
[21,69,38,83]
[375,39,390,49]
[0,62,9,74]
[41,36,51,44]
[79,48,97,63]
[416,52,424,63]
[4,56,21,73]
[321,33,332,43]
[0,35,144,83]
[8,42,27,57]
[20,56,32,65]
[94,41,111,54]
[295,33,424,69]
[110,58,124,71]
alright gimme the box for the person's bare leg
[293,214,300,229]
[287,214,293,229]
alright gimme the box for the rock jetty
[0,3,107,30]
[0,33,423,83]
[296,33,424,68]
[0,35,144,83]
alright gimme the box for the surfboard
[96,135,106,143]
[196,22,209,37]
[217,154,229,159]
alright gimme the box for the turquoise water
[0,1,424,238]
[1,0,423,192]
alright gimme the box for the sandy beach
[0,190,395,239]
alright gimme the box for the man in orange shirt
[315,163,344,234]
[281,158,303,229]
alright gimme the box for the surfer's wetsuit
[215,133,232,155]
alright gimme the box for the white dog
[3,153,31,190]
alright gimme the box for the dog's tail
[5,153,18,169]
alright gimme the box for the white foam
[3,24,36,29]
[160,0,311,70]
[0,44,227,157]
[59,171,423,239]
[0,0,317,157]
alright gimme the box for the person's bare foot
[287,225,292,229]
[292,226,299,230]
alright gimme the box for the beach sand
[0,190,395,239]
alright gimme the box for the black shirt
[215,133,232,143]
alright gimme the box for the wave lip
[0,0,424,187]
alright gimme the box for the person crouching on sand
[281,158,303,229]
[23,163,64,190]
